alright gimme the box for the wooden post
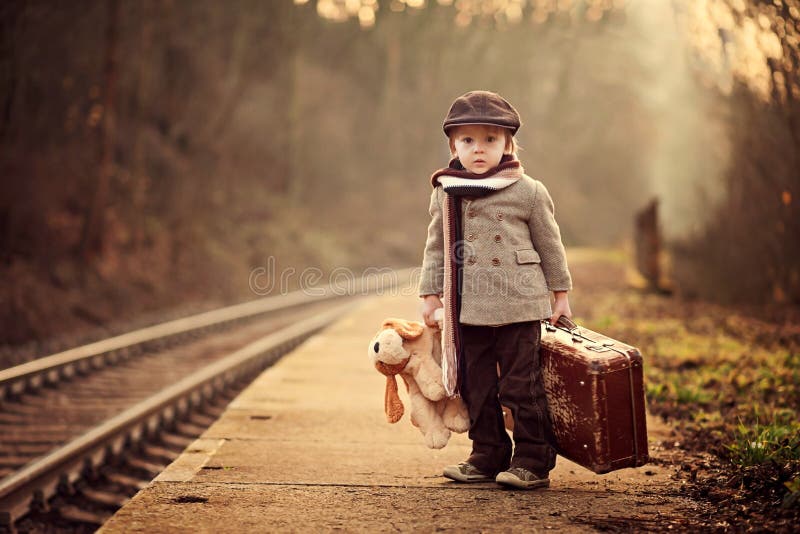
[634,198,661,291]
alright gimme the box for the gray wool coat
[418,175,572,326]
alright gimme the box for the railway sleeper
[78,488,129,509]
[158,432,193,451]
[0,411,29,423]
[140,444,176,466]
[57,503,110,527]
[188,412,217,428]
[174,420,207,437]
[0,443,54,456]
[102,472,149,493]
[0,457,39,470]
[124,456,166,476]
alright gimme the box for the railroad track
[0,271,411,532]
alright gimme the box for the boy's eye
[462,137,472,143]
[487,136,496,142]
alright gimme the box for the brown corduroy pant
[460,321,557,477]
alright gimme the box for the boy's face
[449,124,510,174]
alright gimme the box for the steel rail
[0,300,359,527]
[0,268,415,399]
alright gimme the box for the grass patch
[726,419,800,467]
[644,374,715,406]
[673,381,715,405]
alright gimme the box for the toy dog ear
[384,375,404,423]
[381,318,424,340]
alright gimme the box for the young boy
[419,90,572,490]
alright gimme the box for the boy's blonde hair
[448,126,518,158]
[504,130,519,156]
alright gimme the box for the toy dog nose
[373,341,380,353]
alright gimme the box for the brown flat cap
[442,90,521,136]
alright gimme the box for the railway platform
[99,293,698,532]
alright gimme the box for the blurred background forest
[0,0,798,348]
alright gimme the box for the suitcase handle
[544,315,582,342]
[555,315,578,331]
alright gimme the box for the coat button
[466,233,475,241]
[497,212,504,220]
[491,257,500,266]
[467,257,477,265]
[467,209,476,218]
[494,234,502,243]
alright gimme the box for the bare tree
[79,0,120,261]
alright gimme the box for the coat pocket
[515,249,541,265]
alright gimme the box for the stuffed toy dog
[368,318,469,449]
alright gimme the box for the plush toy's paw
[447,411,470,434]
[424,427,451,449]
[443,398,470,433]
[420,380,446,402]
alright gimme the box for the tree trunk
[79,0,120,262]
[0,2,24,142]
[286,48,303,207]
[131,0,153,252]
[204,7,253,144]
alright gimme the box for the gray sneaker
[443,462,493,483]
[495,467,550,490]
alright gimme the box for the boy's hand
[549,290,572,326]
[421,294,444,327]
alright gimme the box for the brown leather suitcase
[539,318,649,474]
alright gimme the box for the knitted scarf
[430,154,523,396]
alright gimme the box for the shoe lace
[458,462,483,475]
[506,467,534,479]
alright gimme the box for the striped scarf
[430,155,523,396]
